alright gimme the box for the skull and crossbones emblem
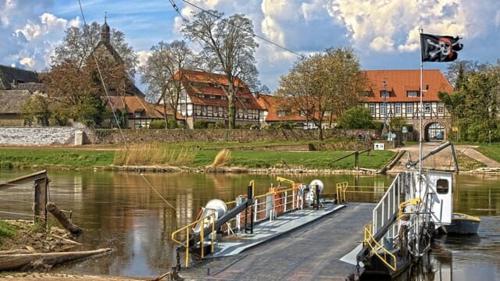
[426,37,459,61]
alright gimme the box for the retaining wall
[0,127,81,146]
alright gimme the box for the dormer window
[360,91,372,97]
[277,110,288,117]
[407,91,419,97]
[380,90,390,98]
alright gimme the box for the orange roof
[175,69,262,111]
[256,94,317,122]
[361,69,453,103]
[106,96,167,118]
[174,69,246,88]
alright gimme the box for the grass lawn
[195,150,395,169]
[0,140,395,170]
[0,220,16,245]
[0,147,115,169]
[477,143,500,163]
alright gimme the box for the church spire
[100,12,110,44]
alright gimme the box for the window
[406,103,413,114]
[277,110,287,117]
[424,103,431,114]
[360,91,372,97]
[380,90,390,98]
[207,106,213,116]
[218,107,224,117]
[436,179,449,194]
[201,106,207,116]
[407,91,419,97]
[437,104,444,114]
[134,111,143,118]
[380,104,387,115]
[369,104,376,115]
[395,103,401,115]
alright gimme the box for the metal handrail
[171,212,216,267]
[363,224,397,271]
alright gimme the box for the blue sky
[1,0,499,91]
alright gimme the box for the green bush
[338,107,374,129]
[194,120,210,129]
[149,120,166,129]
[167,119,179,129]
[215,121,226,129]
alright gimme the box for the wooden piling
[46,202,83,236]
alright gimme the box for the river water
[0,170,498,280]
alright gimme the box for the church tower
[100,13,110,44]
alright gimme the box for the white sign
[374,143,385,150]
[402,126,408,134]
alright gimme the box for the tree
[45,22,134,127]
[440,61,500,142]
[182,10,259,129]
[278,48,365,140]
[22,94,51,126]
[52,22,137,76]
[338,107,374,129]
[141,40,195,126]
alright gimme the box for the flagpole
[419,28,424,180]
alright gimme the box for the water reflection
[0,171,499,279]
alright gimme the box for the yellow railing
[363,224,397,272]
[398,198,421,219]
[171,212,216,268]
[336,182,349,203]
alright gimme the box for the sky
[1,0,499,91]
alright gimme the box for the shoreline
[5,164,498,176]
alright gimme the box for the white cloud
[136,50,151,69]
[19,56,35,68]
[326,0,500,53]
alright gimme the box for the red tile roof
[106,96,167,118]
[256,94,317,122]
[361,69,453,103]
[174,69,262,110]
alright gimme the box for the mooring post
[354,150,359,170]
[245,183,254,234]
[33,177,49,226]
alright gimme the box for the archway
[425,122,445,142]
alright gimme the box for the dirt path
[389,143,500,172]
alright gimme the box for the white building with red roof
[172,69,263,129]
[361,69,454,141]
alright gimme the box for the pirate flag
[420,33,463,62]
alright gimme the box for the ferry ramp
[180,202,374,281]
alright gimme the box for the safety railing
[336,182,349,203]
[171,212,216,267]
[363,224,397,272]
[372,173,405,237]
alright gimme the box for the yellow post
[211,217,215,254]
[185,228,190,267]
[200,220,205,258]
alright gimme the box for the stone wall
[0,127,82,146]
[94,128,376,144]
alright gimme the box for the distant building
[361,69,453,141]
[256,94,324,129]
[93,19,145,98]
[170,69,262,129]
[106,96,167,129]
[0,65,44,126]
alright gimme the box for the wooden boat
[444,213,480,235]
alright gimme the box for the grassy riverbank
[0,140,395,171]
[477,143,500,162]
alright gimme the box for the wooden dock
[180,203,374,281]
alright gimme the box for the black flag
[420,33,463,62]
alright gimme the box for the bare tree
[140,40,195,126]
[52,22,137,76]
[278,48,365,140]
[182,10,258,129]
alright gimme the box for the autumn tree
[278,48,365,140]
[43,22,134,126]
[22,94,51,126]
[141,40,195,126]
[182,10,259,129]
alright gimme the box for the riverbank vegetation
[0,220,16,244]
[477,143,500,162]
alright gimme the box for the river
[0,170,498,280]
